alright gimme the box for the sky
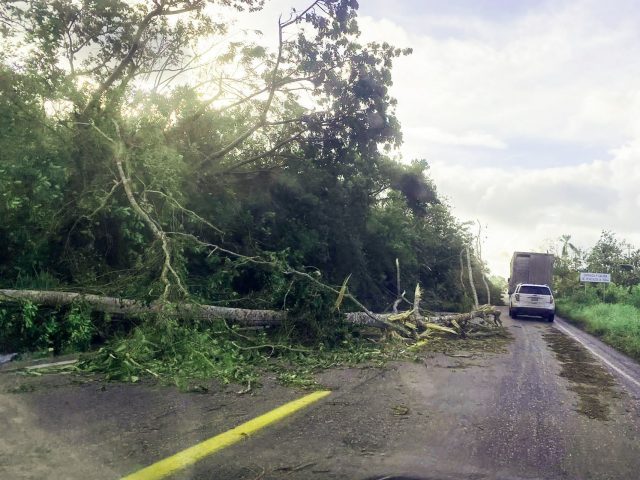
[241,0,640,277]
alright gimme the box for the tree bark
[459,249,468,298]
[0,289,285,327]
[0,288,386,328]
[465,248,480,309]
[481,272,491,306]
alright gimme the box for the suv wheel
[548,313,555,322]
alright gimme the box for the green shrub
[63,305,94,352]
[0,301,96,353]
[626,285,640,309]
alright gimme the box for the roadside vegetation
[552,232,640,361]
[0,0,504,388]
[81,318,412,390]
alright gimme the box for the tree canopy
[0,0,488,336]
[553,231,640,297]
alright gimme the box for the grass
[556,299,640,361]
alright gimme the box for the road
[1,307,640,479]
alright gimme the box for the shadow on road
[510,315,548,323]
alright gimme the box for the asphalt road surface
[1,307,640,480]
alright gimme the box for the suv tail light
[515,294,520,301]
[550,297,554,304]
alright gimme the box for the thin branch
[82,2,203,113]
[170,231,411,335]
[65,179,122,251]
[281,1,322,28]
[195,69,329,120]
[167,232,273,265]
[92,121,188,300]
[162,4,205,17]
[285,267,413,337]
[220,130,304,174]
[82,5,162,113]
[145,189,224,235]
[265,115,312,126]
[198,13,295,169]
[223,320,310,353]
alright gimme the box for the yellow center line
[121,390,331,480]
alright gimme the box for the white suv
[509,283,555,322]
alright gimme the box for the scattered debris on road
[391,404,410,416]
[358,284,504,347]
[25,359,79,371]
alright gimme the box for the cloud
[405,127,507,150]
[354,1,640,276]
[359,7,640,148]
[429,140,640,276]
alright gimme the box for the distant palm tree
[560,234,579,258]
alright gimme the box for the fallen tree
[0,288,501,338]
[0,289,286,327]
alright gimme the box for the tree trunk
[0,289,501,334]
[481,272,491,306]
[0,289,285,327]
[465,248,479,309]
[0,288,392,328]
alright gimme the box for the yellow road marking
[121,390,331,480]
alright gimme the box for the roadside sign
[579,272,611,283]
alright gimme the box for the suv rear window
[519,286,551,295]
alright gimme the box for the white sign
[580,272,611,283]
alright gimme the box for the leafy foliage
[0,1,491,364]
[552,231,640,297]
[81,319,409,389]
[0,301,96,353]
[552,230,640,360]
